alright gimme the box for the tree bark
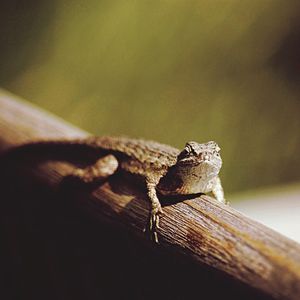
[1,88,299,300]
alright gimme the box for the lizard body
[11,136,226,242]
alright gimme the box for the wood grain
[1,88,300,300]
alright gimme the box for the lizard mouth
[178,153,222,171]
[197,160,222,177]
[180,158,213,166]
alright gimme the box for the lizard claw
[144,208,163,243]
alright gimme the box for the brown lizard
[7,136,226,242]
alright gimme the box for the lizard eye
[185,146,191,153]
[178,147,191,160]
[214,151,220,156]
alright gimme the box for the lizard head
[176,141,222,179]
[157,141,223,196]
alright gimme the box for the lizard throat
[157,162,220,196]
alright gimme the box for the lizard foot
[144,206,163,243]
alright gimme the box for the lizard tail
[0,137,108,166]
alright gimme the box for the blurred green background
[1,0,300,196]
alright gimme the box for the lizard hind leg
[145,181,163,243]
[73,154,119,183]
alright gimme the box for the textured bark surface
[1,89,300,300]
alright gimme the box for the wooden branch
[1,88,300,300]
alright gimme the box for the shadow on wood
[1,89,300,300]
[0,161,270,300]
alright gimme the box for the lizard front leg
[73,154,119,183]
[145,180,163,243]
[211,176,228,204]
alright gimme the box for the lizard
[5,136,226,243]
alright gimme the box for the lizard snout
[200,152,211,162]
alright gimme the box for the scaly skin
[12,136,226,242]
